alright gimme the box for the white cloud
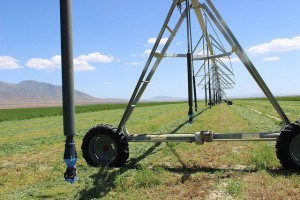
[147,37,168,45]
[176,41,182,46]
[73,58,96,71]
[140,49,152,57]
[26,52,114,72]
[248,36,300,54]
[26,56,60,71]
[77,52,113,63]
[219,56,240,63]
[263,56,280,62]
[144,49,151,55]
[124,61,142,66]
[0,56,22,69]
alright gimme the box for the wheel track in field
[236,105,281,121]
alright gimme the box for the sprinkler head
[64,157,78,183]
[188,112,194,124]
[64,166,78,183]
[64,137,78,183]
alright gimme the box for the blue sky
[0,0,300,99]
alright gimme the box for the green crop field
[0,100,300,199]
[0,101,179,122]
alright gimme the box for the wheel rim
[89,135,118,165]
[289,134,300,166]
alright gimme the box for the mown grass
[225,179,245,198]
[0,100,300,199]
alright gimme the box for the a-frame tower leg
[118,0,188,132]
[200,0,290,125]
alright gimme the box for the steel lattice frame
[117,0,290,134]
[62,0,300,175]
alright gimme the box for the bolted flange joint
[195,131,214,145]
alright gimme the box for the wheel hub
[290,134,300,164]
[102,144,110,152]
[89,135,118,165]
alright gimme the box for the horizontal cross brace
[155,52,232,60]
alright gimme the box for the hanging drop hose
[187,2,198,113]
[205,14,212,108]
[186,0,194,123]
[60,0,78,183]
[192,67,198,112]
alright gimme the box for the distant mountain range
[0,80,124,108]
[0,80,191,108]
[4,80,295,109]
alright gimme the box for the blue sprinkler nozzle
[64,137,78,183]
[188,112,194,124]
[64,158,78,183]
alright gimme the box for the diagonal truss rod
[191,0,223,105]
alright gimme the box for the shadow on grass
[166,140,299,183]
[78,142,162,200]
[78,107,209,199]
[166,142,257,183]
[267,168,300,177]
[168,107,209,134]
[162,164,299,183]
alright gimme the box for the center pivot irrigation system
[60,0,300,183]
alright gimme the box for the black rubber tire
[227,101,233,105]
[276,121,300,170]
[81,124,129,167]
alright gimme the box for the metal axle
[127,131,280,143]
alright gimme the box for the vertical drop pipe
[186,0,194,123]
[207,59,212,108]
[192,66,198,112]
[204,83,208,106]
[203,36,208,106]
[60,0,78,183]
[204,60,208,106]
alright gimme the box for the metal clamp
[195,130,214,145]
